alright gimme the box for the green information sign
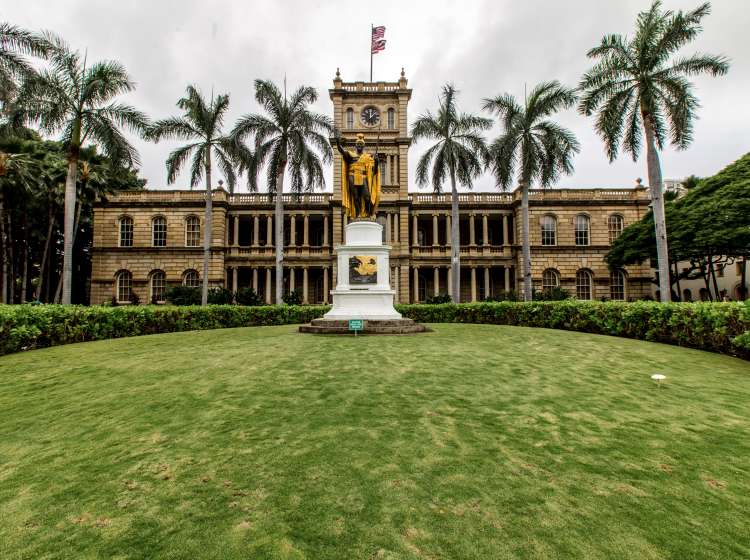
[348,319,364,332]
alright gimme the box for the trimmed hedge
[0,300,748,359]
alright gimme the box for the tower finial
[401,67,405,77]
[335,67,340,78]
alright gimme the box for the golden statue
[335,131,381,218]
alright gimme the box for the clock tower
[329,68,412,203]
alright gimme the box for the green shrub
[208,287,234,305]
[283,289,303,305]
[484,290,520,302]
[532,287,570,301]
[425,293,452,304]
[236,287,263,306]
[165,286,201,306]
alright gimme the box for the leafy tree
[412,84,491,302]
[607,152,750,300]
[483,81,579,301]
[231,79,333,304]
[149,85,247,306]
[15,34,148,304]
[579,1,729,302]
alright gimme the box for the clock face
[360,106,380,126]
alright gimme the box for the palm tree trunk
[202,150,212,306]
[37,211,55,301]
[275,160,287,305]
[0,188,8,304]
[449,165,460,303]
[54,200,82,304]
[641,110,671,303]
[520,180,532,301]
[20,214,28,304]
[6,210,14,303]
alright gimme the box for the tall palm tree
[484,81,579,301]
[149,85,246,306]
[231,79,332,305]
[0,23,50,105]
[578,1,729,302]
[411,84,491,303]
[15,34,148,304]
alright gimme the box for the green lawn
[1,325,749,560]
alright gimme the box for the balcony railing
[409,188,648,205]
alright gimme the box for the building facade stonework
[91,72,653,305]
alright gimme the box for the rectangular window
[186,218,201,247]
[575,216,590,246]
[153,219,167,247]
[119,219,133,247]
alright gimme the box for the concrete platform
[299,318,428,335]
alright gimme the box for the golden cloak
[341,151,380,218]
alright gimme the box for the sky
[4,0,747,192]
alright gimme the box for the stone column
[232,267,238,292]
[303,267,309,304]
[252,268,258,291]
[265,268,272,303]
[484,267,490,299]
[224,266,229,287]
[412,214,418,246]
[289,267,295,292]
[253,215,259,246]
[447,265,453,298]
[303,214,309,246]
[471,267,477,302]
[413,266,419,303]
[445,215,451,247]
[323,267,329,304]
[266,215,273,246]
[504,265,510,291]
[503,215,509,246]
[434,267,440,296]
[469,214,476,246]
[386,213,392,243]
[225,219,230,245]
[323,215,329,246]
[482,214,489,246]
[432,214,439,246]
[233,216,239,246]
[289,215,296,246]
[394,212,400,243]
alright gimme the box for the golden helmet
[355,133,365,146]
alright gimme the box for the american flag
[371,25,386,54]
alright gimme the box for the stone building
[91,71,653,305]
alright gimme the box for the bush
[283,289,303,305]
[425,293,452,304]
[484,290,521,302]
[165,286,201,306]
[0,304,329,356]
[236,287,263,306]
[532,287,570,301]
[208,287,234,305]
[396,300,750,359]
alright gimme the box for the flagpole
[370,23,373,82]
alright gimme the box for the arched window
[540,215,557,246]
[609,269,626,301]
[183,269,200,288]
[150,270,166,303]
[683,288,693,302]
[116,270,132,303]
[699,287,710,301]
[346,108,354,129]
[608,214,624,243]
[575,214,590,246]
[185,216,200,247]
[542,268,560,290]
[387,108,395,129]
[576,269,593,300]
[119,216,133,247]
[152,216,167,247]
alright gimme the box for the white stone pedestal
[324,220,402,320]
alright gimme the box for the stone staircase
[299,318,428,335]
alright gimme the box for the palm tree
[231,79,333,305]
[15,34,148,304]
[483,81,579,301]
[411,84,491,303]
[149,85,246,306]
[578,1,729,302]
[0,23,50,105]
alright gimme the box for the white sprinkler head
[651,374,666,383]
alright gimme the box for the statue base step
[299,318,428,335]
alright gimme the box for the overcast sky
[5,0,747,192]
